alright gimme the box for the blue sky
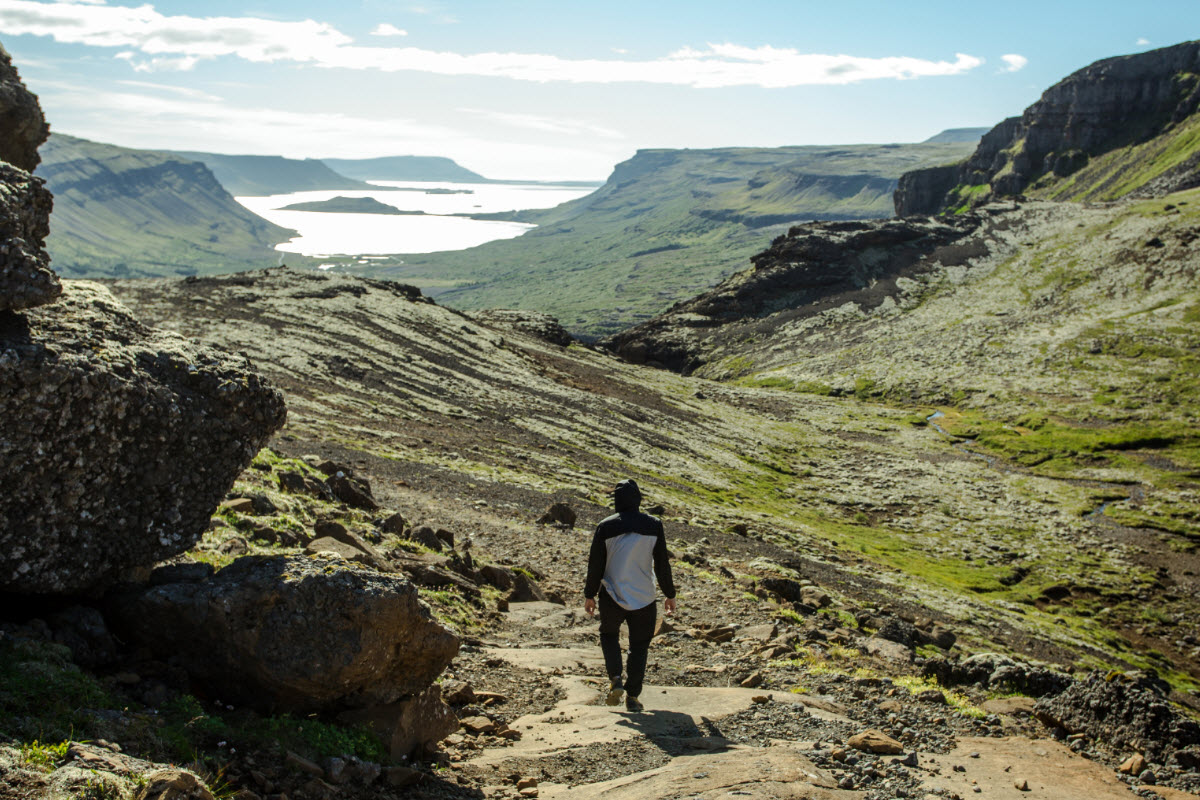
[0,1,1195,179]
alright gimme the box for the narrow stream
[925,411,999,469]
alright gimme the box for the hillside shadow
[614,710,730,756]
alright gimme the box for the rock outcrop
[0,43,57,312]
[108,555,460,713]
[0,282,286,593]
[897,40,1200,215]
[1035,671,1200,763]
[471,309,573,346]
[0,44,48,172]
[924,653,1072,697]
[604,216,977,373]
[0,161,56,311]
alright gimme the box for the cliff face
[892,162,961,220]
[897,40,1200,215]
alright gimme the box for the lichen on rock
[0,281,286,593]
[0,43,58,312]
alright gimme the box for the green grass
[894,676,987,718]
[419,586,493,633]
[159,694,386,765]
[0,638,113,743]
[20,739,71,772]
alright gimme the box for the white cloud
[116,78,221,100]
[34,80,624,179]
[371,23,407,37]
[129,54,199,72]
[457,107,625,139]
[0,1,354,62]
[999,53,1028,73]
[1137,37,1150,46]
[0,1,984,88]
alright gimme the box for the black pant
[598,588,657,698]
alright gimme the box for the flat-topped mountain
[37,133,304,278]
[923,127,990,144]
[354,141,976,338]
[166,150,372,196]
[897,40,1200,215]
[322,155,488,183]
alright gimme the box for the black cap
[610,479,642,511]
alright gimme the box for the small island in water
[278,196,425,215]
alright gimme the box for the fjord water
[235,180,593,257]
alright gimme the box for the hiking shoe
[605,679,624,706]
[625,695,644,713]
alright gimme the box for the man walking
[584,479,676,712]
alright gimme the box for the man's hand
[585,597,596,617]
[664,597,676,616]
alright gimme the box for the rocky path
[434,603,1174,800]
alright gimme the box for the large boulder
[108,555,460,713]
[0,282,286,593]
[0,45,58,313]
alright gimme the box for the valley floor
[68,264,1198,799]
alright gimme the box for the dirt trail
[453,603,1151,800]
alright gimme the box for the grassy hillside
[166,151,371,196]
[38,134,311,279]
[349,142,974,339]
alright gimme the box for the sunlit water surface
[235,180,594,258]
